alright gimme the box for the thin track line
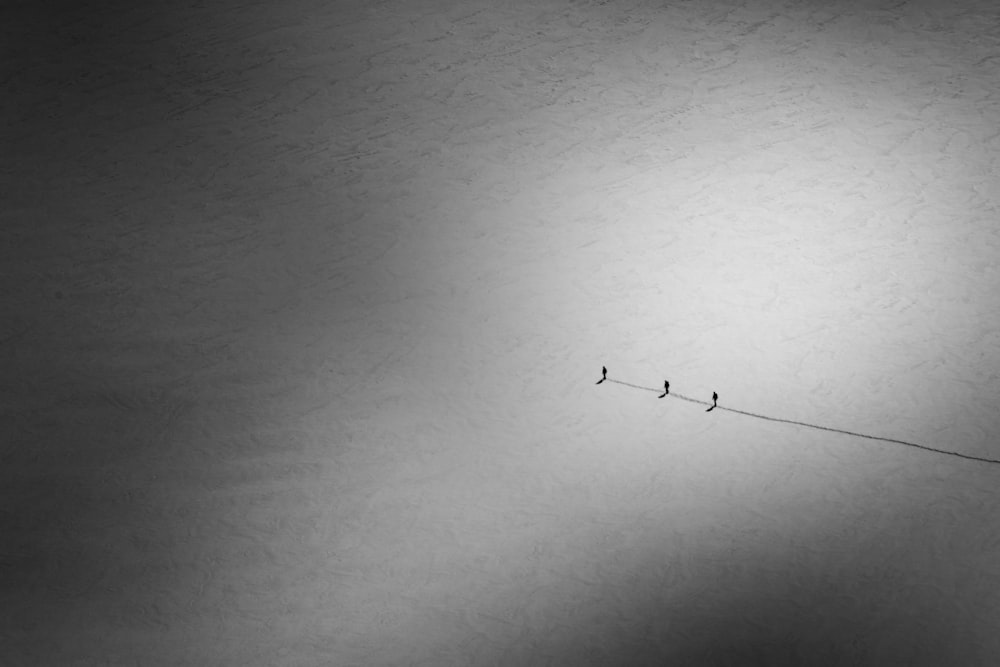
[602,378,1000,466]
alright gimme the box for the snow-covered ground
[4,0,1000,664]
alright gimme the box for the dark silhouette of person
[658,380,669,398]
[597,366,607,384]
[706,391,718,412]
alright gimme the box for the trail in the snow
[602,377,1000,466]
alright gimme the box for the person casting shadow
[658,380,669,398]
[706,391,718,412]
[596,366,607,384]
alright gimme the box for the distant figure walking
[706,391,718,412]
[597,366,607,385]
[658,380,669,398]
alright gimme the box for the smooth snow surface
[4,0,1000,664]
